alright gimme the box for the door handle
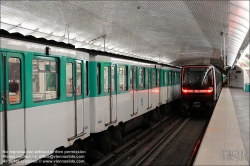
[2,91,8,101]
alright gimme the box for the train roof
[0,29,181,69]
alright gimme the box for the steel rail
[187,117,210,166]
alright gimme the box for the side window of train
[139,67,145,89]
[32,58,58,102]
[145,69,149,88]
[152,69,156,87]
[173,72,175,85]
[76,62,82,96]
[175,72,177,85]
[157,70,160,86]
[8,57,22,104]
[66,62,73,97]
[104,66,109,93]
[97,63,101,94]
[119,66,128,91]
[130,67,132,90]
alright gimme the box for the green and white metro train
[0,35,181,165]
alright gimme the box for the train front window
[183,67,213,88]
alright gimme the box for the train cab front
[180,65,215,115]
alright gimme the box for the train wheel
[99,130,112,155]
[113,125,123,145]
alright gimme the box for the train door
[146,69,152,109]
[1,52,25,164]
[105,65,117,125]
[130,67,138,116]
[110,65,117,123]
[66,59,84,142]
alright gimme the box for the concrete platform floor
[230,87,249,161]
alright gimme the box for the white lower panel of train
[0,99,90,165]
[89,85,181,134]
[90,89,163,133]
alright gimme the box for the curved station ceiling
[1,1,249,69]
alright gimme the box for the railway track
[92,112,180,166]
[149,116,210,166]
[121,117,190,166]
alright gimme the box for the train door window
[85,61,88,95]
[8,57,21,104]
[139,67,144,89]
[165,71,168,85]
[104,66,109,93]
[175,72,177,85]
[174,72,175,84]
[130,67,132,90]
[145,69,148,88]
[148,69,151,88]
[157,70,160,86]
[76,62,82,96]
[169,71,172,85]
[66,62,73,97]
[33,58,58,102]
[97,63,101,94]
[152,69,156,87]
[111,66,115,92]
[119,66,128,91]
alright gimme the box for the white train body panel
[0,100,90,165]
[137,89,148,114]
[151,87,159,107]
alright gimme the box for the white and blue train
[0,30,181,165]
